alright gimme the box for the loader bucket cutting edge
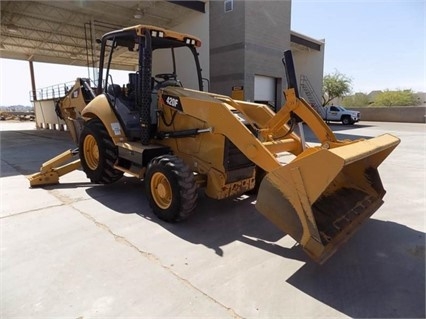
[255,133,400,263]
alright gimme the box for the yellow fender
[81,95,126,144]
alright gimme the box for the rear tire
[79,118,123,184]
[145,155,197,222]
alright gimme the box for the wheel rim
[151,172,172,209]
[83,135,99,170]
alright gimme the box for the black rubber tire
[342,116,351,125]
[245,166,266,195]
[79,118,123,184]
[145,155,198,222]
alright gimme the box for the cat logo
[163,94,183,111]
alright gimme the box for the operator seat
[107,84,122,98]
[153,79,182,92]
[106,84,141,140]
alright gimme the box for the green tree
[342,92,370,107]
[322,71,352,106]
[373,89,420,106]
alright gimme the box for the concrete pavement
[1,121,425,318]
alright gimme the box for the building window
[224,0,233,13]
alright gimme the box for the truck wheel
[79,118,123,184]
[342,116,351,125]
[145,155,197,222]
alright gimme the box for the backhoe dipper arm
[283,50,300,99]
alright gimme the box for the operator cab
[97,25,203,142]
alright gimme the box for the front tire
[342,116,351,125]
[79,118,123,184]
[145,155,197,222]
[245,166,265,195]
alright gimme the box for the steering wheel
[154,73,177,83]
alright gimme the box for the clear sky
[0,0,425,106]
[291,0,425,93]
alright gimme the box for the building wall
[209,0,246,95]
[244,1,291,107]
[33,98,66,130]
[209,0,291,106]
[293,44,325,107]
[350,106,426,123]
[172,2,210,90]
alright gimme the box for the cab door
[327,106,340,121]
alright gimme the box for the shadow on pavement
[326,123,374,132]
[86,177,425,319]
[0,129,75,177]
[301,123,375,143]
[287,220,425,318]
[85,177,305,260]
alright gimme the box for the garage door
[254,75,276,108]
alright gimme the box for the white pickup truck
[320,105,361,125]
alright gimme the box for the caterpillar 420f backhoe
[28,25,400,263]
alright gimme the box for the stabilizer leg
[27,149,81,187]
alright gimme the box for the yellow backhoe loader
[28,25,400,263]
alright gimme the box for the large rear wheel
[145,155,197,222]
[79,118,123,184]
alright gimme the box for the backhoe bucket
[256,134,400,263]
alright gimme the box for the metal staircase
[300,75,325,118]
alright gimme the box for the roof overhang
[290,30,324,52]
[0,1,206,68]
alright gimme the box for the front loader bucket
[256,134,400,263]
